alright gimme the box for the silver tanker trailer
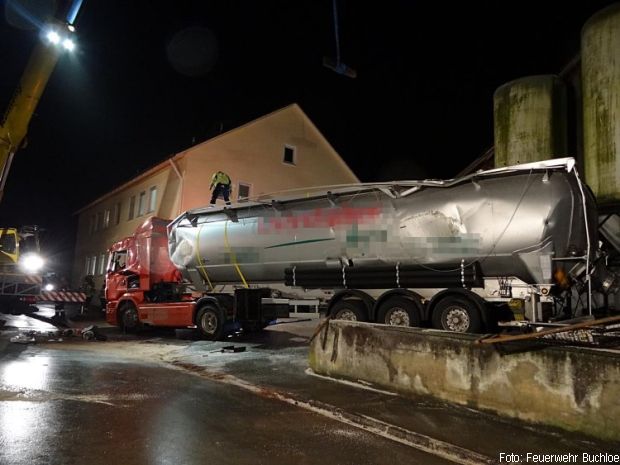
[167,157,617,333]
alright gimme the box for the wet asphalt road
[1,308,619,464]
[0,340,447,465]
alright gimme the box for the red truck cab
[105,217,196,329]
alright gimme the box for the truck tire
[119,302,139,332]
[196,304,225,340]
[431,295,482,333]
[331,300,368,322]
[377,296,421,327]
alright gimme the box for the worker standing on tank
[209,170,232,206]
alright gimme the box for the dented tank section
[167,158,597,289]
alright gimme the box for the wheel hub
[336,309,357,321]
[201,312,218,334]
[122,308,138,327]
[444,307,470,332]
[386,308,410,326]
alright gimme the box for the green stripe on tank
[264,238,335,249]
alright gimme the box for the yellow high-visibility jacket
[210,171,231,188]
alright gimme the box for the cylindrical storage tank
[582,3,620,204]
[494,75,568,167]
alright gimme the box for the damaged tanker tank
[167,158,612,332]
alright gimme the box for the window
[99,253,106,275]
[85,256,91,275]
[138,191,146,216]
[0,231,16,254]
[114,203,121,225]
[95,212,103,232]
[103,209,110,229]
[283,145,296,165]
[148,186,157,213]
[90,255,97,275]
[237,182,251,201]
[128,196,135,220]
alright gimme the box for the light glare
[46,31,60,44]
[62,38,75,51]
[20,254,44,273]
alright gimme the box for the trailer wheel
[432,296,482,333]
[377,296,421,327]
[331,300,368,322]
[196,304,225,340]
[119,302,139,332]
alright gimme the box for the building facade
[72,104,359,288]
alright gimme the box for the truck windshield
[110,251,127,272]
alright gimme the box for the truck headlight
[20,254,44,273]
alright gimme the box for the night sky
[0,0,617,275]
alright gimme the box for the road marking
[171,361,494,465]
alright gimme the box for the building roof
[75,103,355,214]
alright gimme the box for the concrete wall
[309,321,620,441]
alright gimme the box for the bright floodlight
[62,38,75,51]
[44,283,55,291]
[21,254,44,273]
[46,31,60,44]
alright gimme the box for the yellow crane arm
[0,36,63,202]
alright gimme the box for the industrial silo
[582,3,620,205]
[493,75,568,167]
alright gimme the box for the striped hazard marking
[38,291,87,303]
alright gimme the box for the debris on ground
[139,338,166,344]
[478,314,620,348]
[81,325,107,341]
[210,345,246,354]
[7,325,108,344]
[10,333,36,344]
